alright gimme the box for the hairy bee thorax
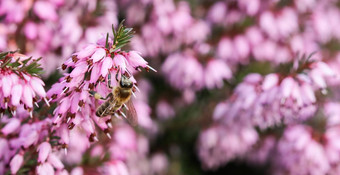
[114,87,131,101]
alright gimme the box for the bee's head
[119,75,133,89]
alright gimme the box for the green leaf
[105,33,109,49]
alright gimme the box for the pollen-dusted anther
[98,75,105,82]
[89,83,95,90]
[65,91,72,97]
[3,97,9,104]
[61,64,67,70]
[68,122,75,130]
[51,94,58,100]
[10,106,17,113]
[104,128,111,139]
[71,55,79,63]
[33,97,37,102]
[86,59,93,67]
[78,100,84,107]
[89,133,98,142]
[62,87,69,94]
[106,119,112,128]
[65,75,72,83]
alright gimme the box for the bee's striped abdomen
[96,100,112,117]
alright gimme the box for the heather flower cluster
[0,52,48,118]
[3,0,340,174]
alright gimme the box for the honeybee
[90,72,137,126]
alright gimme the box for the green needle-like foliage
[0,51,44,76]
[109,20,134,52]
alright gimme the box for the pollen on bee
[94,93,102,100]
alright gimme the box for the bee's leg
[115,68,120,82]
[108,73,113,89]
[89,91,111,100]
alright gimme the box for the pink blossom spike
[262,73,279,91]
[22,84,33,108]
[70,167,83,175]
[2,75,12,97]
[37,142,52,163]
[76,44,97,59]
[1,118,20,136]
[280,77,295,99]
[59,124,70,145]
[30,77,46,97]
[24,21,38,40]
[101,57,113,77]
[37,162,55,175]
[10,154,23,174]
[301,83,316,104]
[22,130,39,148]
[114,54,127,73]
[58,97,71,114]
[47,154,64,170]
[33,1,58,21]
[91,48,106,63]
[127,51,148,68]
[11,84,23,106]
[90,63,101,83]
[70,62,88,78]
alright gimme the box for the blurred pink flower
[204,59,232,89]
[274,125,330,175]
[197,124,258,169]
[10,153,23,174]
[162,51,204,90]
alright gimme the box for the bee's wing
[125,99,138,126]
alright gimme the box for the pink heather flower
[295,0,316,12]
[1,118,21,136]
[0,138,10,162]
[9,120,51,150]
[24,22,38,40]
[207,2,227,24]
[162,51,204,90]
[48,32,153,143]
[38,142,52,163]
[150,153,168,174]
[197,124,258,169]
[48,153,64,170]
[246,136,277,165]
[134,100,155,131]
[37,162,55,175]
[238,0,260,16]
[0,0,26,23]
[0,52,48,117]
[100,160,129,175]
[324,102,340,126]
[33,1,58,21]
[204,59,232,89]
[10,153,23,174]
[233,35,250,63]
[259,11,279,40]
[114,125,137,150]
[217,37,236,62]
[214,59,334,129]
[70,167,83,175]
[245,27,264,48]
[156,100,175,120]
[274,125,330,175]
